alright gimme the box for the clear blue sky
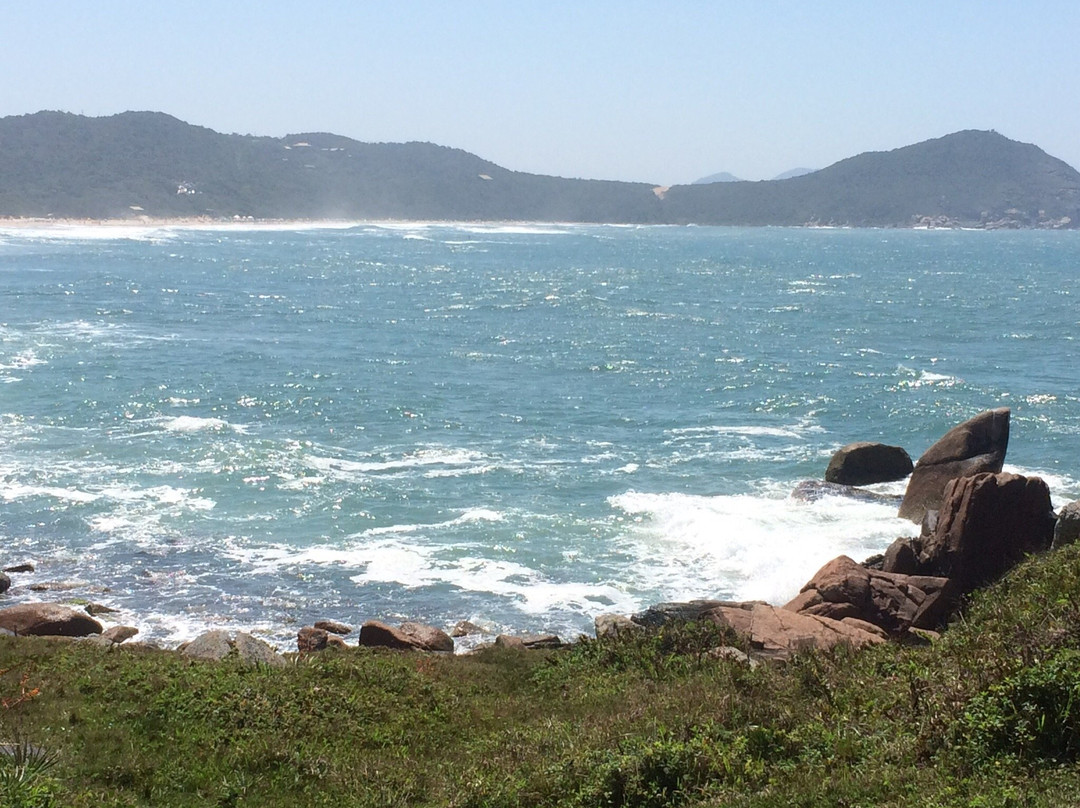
[4,2,1078,184]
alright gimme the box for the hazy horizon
[5,2,1079,185]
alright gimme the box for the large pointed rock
[918,471,1055,592]
[898,408,1010,522]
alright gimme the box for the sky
[4,2,1079,185]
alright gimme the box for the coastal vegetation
[1,111,1078,227]
[3,539,1080,807]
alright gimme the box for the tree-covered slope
[1,112,1078,227]
[662,130,1080,227]
[0,111,663,222]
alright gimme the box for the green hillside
[662,130,1080,228]
[1,112,1078,227]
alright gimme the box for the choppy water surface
[1,222,1078,647]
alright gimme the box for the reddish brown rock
[919,472,1056,592]
[825,442,913,486]
[0,603,102,637]
[785,555,957,633]
[882,537,919,575]
[704,601,884,661]
[898,408,1010,522]
[101,625,139,644]
[297,626,330,653]
[359,620,454,652]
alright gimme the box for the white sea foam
[609,488,908,606]
[0,225,179,242]
[160,415,243,433]
[669,424,807,440]
[0,482,100,504]
[346,541,638,617]
[0,350,46,371]
[304,447,486,478]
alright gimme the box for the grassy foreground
[4,545,1080,807]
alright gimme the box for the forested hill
[1,111,1078,228]
[661,130,1080,228]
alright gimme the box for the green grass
[5,544,1080,806]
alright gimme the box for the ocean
[1,222,1078,649]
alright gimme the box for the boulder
[825,442,913,485]
[918,471,1056,592]
[101,625,139,644]
[489,633,562,650]
[791,480,903,506]
[233,632,287,668]
[519,633,563,649]
[704,601,884,661]
[297,626,330,653]
[784,555,957,633]
[181,630,233,661]
[881,537,919,575]
[3,563,34,574]
[0,573,9,595]
[182,630,286,667]
[898,408,1010,522]
[359,620,454,652]
[313,619,352,635]
[0,603,103,637]
[595,613,644,638]
[1052,501,1080,550]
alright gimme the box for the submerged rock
[791,480,903,505]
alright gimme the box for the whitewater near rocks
[0,222,1078,648]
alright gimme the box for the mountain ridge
[1,112,1077,228]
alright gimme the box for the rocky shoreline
[3,407,1078,667]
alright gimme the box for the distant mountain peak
[772,167,816,181]
[692,171,742,185]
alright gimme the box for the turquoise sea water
[1,222,1078,648]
